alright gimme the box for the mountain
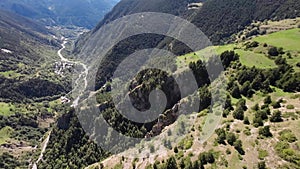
[38,0,300,169]
[0,0,120,29]
[78,0,300,46]
[1,0,299,168]
[74,0,300,89]
[0,10,67,102]
[0,10,74,168]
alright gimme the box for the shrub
[178,137,193,150]
[268,47,279,56]
[243,129,251,136]
[233,139,245,155]
[233,107,244,120]
[226,148,231,154]
[275,141,300,166]
[286,105,295,109]
[278,47,285,54]
[223,109,230,118]
[252,103,260,111]
[150,144,155,153]
[246,41,259,49]
[227,132,237,146]
[258,149,268,160]
[253,116,264,127]
[174,146,178,153]
[199,151,215,165]
[270,110,283,122]
[243,116,250,125]
[275,56,287,65]
[279,129,297,143]
[166,156,178,169]
[215,128,226,144]
[257,161,266,169]
[287,52,292,58]
[271,101,281,109]
[231,85,241,98]
[259,126,272,137]
[264,95,272,105]
[257,109,269,120]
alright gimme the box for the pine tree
[233,107,244,120]
[166,156,178,169]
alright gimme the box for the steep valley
[1,0,300,169]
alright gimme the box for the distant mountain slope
[0,10,67,102]
[0,10,53,57]
[83,0,300,45]
[0,0,119,29]
[93,0,202,31]
[74,0,300,89]
[190,0,300,43]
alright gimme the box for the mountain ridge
[0,0,119,29]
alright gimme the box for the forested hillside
[82,27,300,169]
[75,0,300,51]
[0,10,69,103]
[0,10,71,168]
[0,0,119,28]
[190,0,300,43]
[1,0,300,169]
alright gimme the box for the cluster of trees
[0,77,67,103]
[0,112,45,146]
[39,111,107,169]
[191,0,300,43]
[233,99,247,121]
[189,60,210,88]
[0,152,22,169]
[151,149,217,169]
[251,96,283,128]
[215,128,245,155]
[226,49,300,99]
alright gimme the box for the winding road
[31,37,89,169]
[57,37,89,107]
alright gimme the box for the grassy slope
[177,28,300,168]
[254,28,300,72]
[0,126,14,145]
[254,28,300,51]
[114,29,300,169]
[178,28,300,70]
[0,102,15,116]
[177,44,277,69]
[235,49,276,69]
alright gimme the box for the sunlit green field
[0,102,15,116]
[253,28,300,51]
[177,44,276,69]
[235,49,276,69]
[0,126,13,145]
[177,29,300,71]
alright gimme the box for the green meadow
[0,126,13,145]
[177,44,276,69]
[235,49,276,69]
[253,28,300,51]
[0,102,15,116]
